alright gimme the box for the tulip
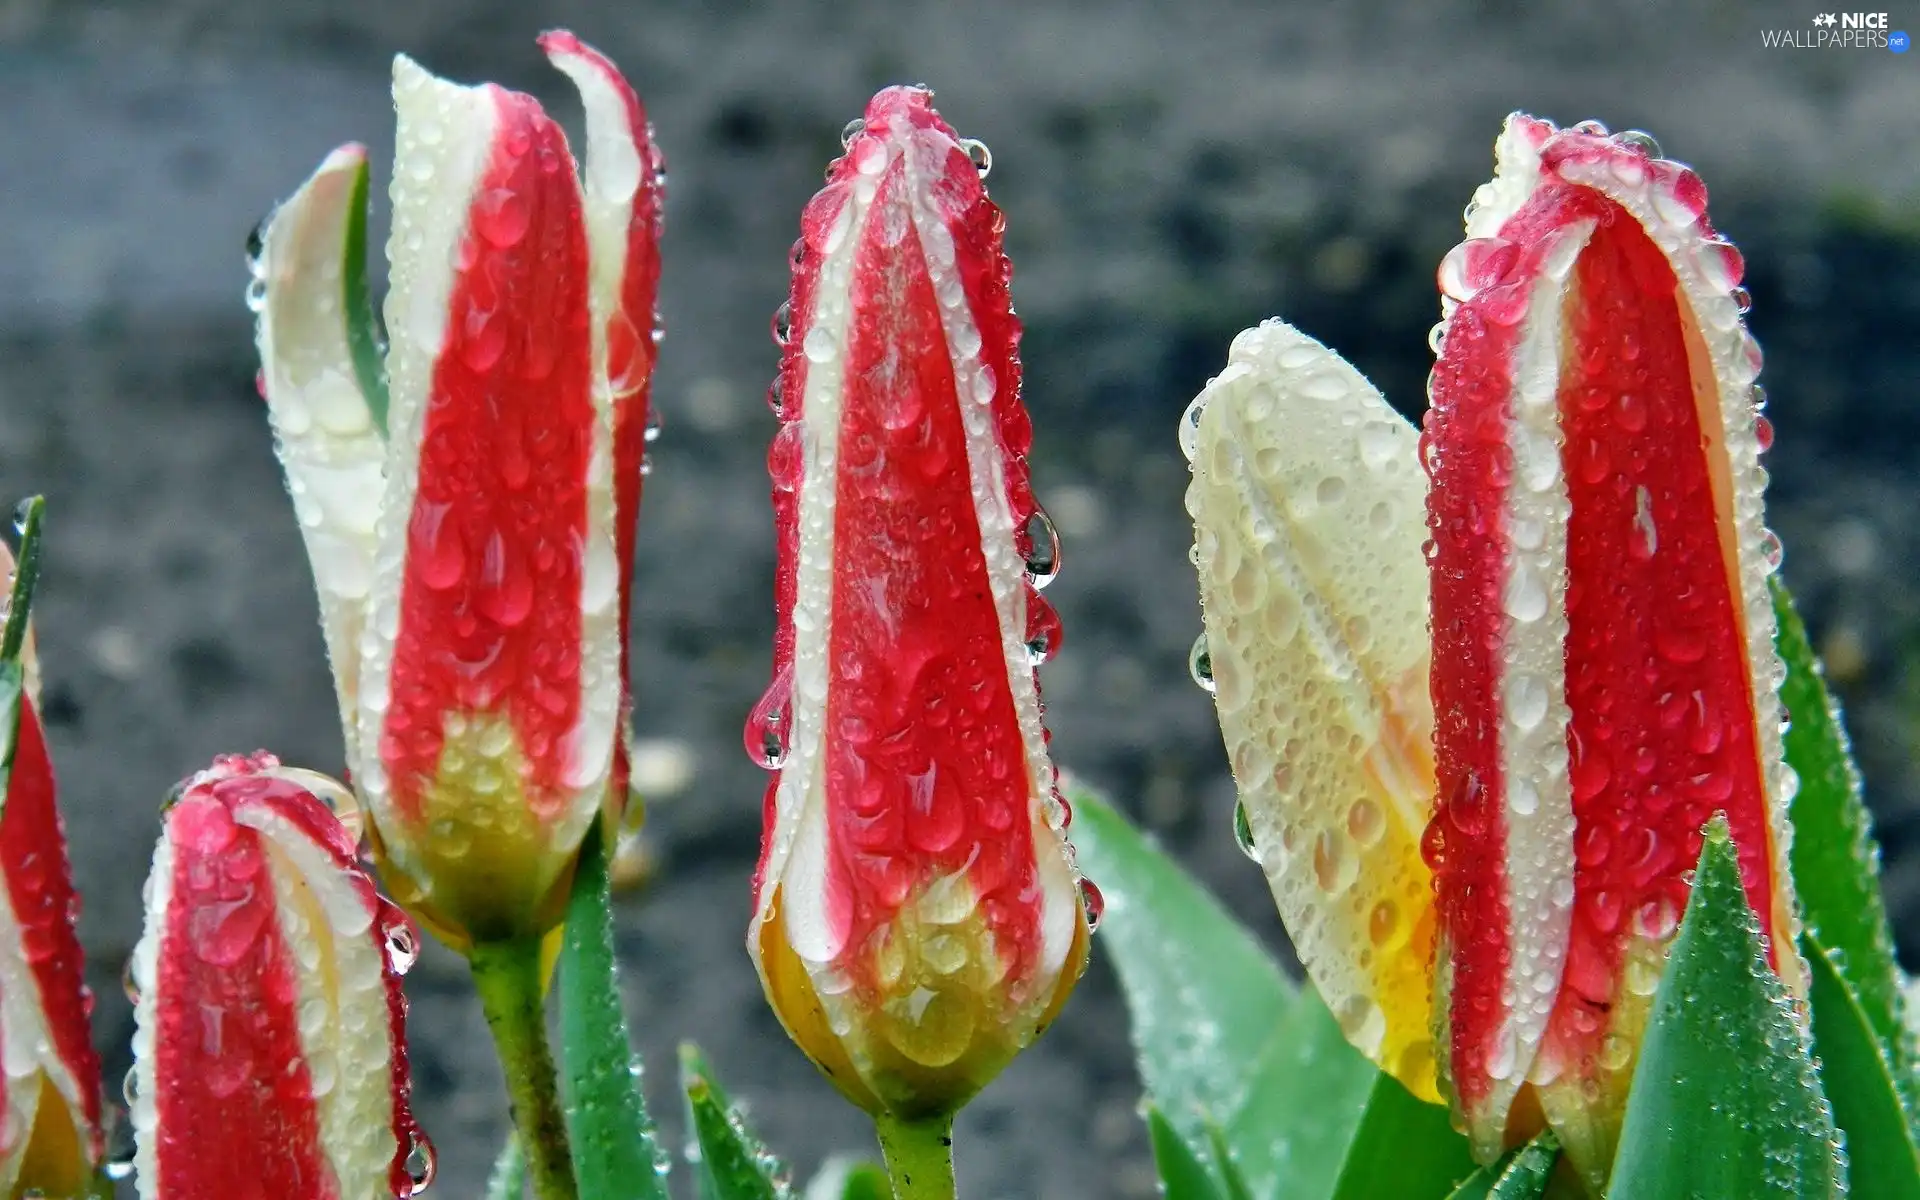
[0,511,106,1197]
[127,753,427,1199]
[1184,116,1797,1191]
[745,86,1091,1187]
[250,32,662,950]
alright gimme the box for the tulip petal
[254,144,389,775]
[130,755,423,1199]
[540,29,666,815]
[749,87,1086,1115]
[0,675,103,1192]
[1182,320,1440,1100]
[1426,115,1797,1176]
[359,56,613,942]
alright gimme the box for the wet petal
[253,143,389,775]
[0,681,103,1194]
[356,53,614,945]
[540,29,666,822]
[747,86,1087,1118]
[1425,114,1795,1178]
[129,753,425,1199]
[1183,319,1439,1099]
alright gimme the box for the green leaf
[1146,1105,1226,1200]
[802,1157,891,1200]
[2,495,44,663]
[1775,577,1917,1120]
[681,1042,788,1200]
[1807,933,1920,1197]
[556,820,668,1199]
[339,159,389,435]
[1329,1072,1477,1200]
[1609,820,1844,1199]
[1068,780,1375,1199]
[485,1135,529,1200]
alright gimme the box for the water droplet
[382,912,420,975]
[122,1064,141,1106]
[1428,321,1447,355]
[766,378,786,419]
[405,1130,438,1195]
[767,422,804,493]
[244,218,267,269]
[1573,118,1610,136]
[1617,129,1662,157]
[1232,802,1258,860]
[745,668,794,770]
[1177,395,1206,462]
[1024,509,1061,589]
[1731,286,1753,315]
[1313,830,1357,894]
[245,276,268,313]
[840,118,866,149]
[960,137,992,178]
[1754,414,1775,452]
[1078,878,1104,931]
[1187,634,1215,694]
[1025,596,1062,666]
[1761,528,1784,571]
[803,327,836,364]
[121,956,141,1004]
[643,407,664,444]
[770,300,792,347]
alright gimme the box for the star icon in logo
[1813,12,1838,25]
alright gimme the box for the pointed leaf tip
[1608,821,1844,1199]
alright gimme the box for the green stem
[874,1112,957,1200]
[471,938,577,1200]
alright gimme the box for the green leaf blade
[1609,821,1845,1199]
[1146,1106,1226,1200]
[681,1043,786,1200]
[1068,781,1375,1199]
[1329,1072,1477,1200]
[556,821,669,1200]
[1775,577,1917,1130]
[1807,933,1920,1198]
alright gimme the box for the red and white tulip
[0,539,105,1196]
[250,33,662,948]
[1185,115,1796,1189]
[128,754,428,1199]
[746,87,1090,1118]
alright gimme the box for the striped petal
[354,51,620,947]
[253,144,388,778]
[1181,319,1439,1099]
[0,677,104,1195]
[540,30,665,820]
[129,753,427,1199]
[746,87,1088,1118]
[1423,114,1795,1179]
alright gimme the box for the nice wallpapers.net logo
[1763,12,1911,49]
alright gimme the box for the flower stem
[471,938,577,1200]
[874,1112,957,1200]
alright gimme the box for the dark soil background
[0,1,1916,1195]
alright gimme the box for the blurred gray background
[0,1,1915,1195]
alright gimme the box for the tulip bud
[1423,115,1797,1180]
[0,529,105,1195]
[128,753,429,1199]
[1180,320,1440,1100]
[746,86,1090,1120]
[251,33,662,948]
